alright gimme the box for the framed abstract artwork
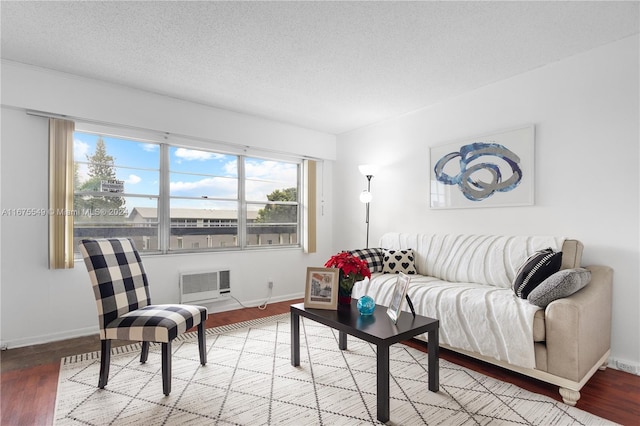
[430,125,534,209]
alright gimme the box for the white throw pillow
[382,249,417,274]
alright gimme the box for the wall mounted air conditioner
[179,269,231,304]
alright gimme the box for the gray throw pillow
[527,268,591,308]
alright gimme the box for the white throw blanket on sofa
[352,233,566,369]
[353,275,542,368]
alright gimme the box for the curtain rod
[24,108,326,162]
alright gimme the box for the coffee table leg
[291,310,300,366]
[339,331,347,350]
[377,344,390,423]
[428,327,439,391]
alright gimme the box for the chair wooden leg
[198,321,207,365]
[162,341,171,396]
[140,341,150,363]
[99,340,111,389]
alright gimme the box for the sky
[73,132,298,212]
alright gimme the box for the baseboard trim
[1,326,99,350]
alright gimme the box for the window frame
[72,125,303,256]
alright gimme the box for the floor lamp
[358,164,379,249]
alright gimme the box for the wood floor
[2,298,639,425]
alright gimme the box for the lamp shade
[358,164,379,177]
[359,190,373,203]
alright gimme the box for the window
[245,157,299,247]
[73,133,160,254]
[169,147,239,251]
[72,129,301,255]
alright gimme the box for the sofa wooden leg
[559,387,580,406]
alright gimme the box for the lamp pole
[365,174,372,248]
[359,164,378,249]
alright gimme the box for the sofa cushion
[513,248,563,299]
[382,249,417,274]
[350,248,385,273]
[528,268,591,308]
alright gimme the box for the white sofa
[351,233,613,406]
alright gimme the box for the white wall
[0,62,336,348]
[335,36,640,370]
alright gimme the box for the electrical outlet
[268,280,274,289]
[616,360,639,375]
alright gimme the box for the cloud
[174,148,225,161]
[244,160,298,201]
[74,139,90,161]
[76,164,90,184]
[170,176,237,198]
[73,139,91,182]
[245,159,297,179]
[125,174,142,184]
[223,158,238,175]
[142,143,158,152]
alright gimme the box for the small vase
[338,284,352,305]
[338,271,354,305]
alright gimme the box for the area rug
[54,313,615,425]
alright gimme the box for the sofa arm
[545,265,613,381]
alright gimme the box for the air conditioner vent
[219,270,231,294]
[179,270,231,303]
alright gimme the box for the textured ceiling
[1,1,638,134]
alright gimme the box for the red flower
[324,251,371,280]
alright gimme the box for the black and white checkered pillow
[350,248,385,273]
[382,249,418,275]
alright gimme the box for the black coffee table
[290,301,439,423]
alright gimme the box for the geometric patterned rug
[54,313,616,425]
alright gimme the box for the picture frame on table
[304,267,339,310]
[387,272,411,323]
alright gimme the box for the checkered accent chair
[79,238,208,396]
